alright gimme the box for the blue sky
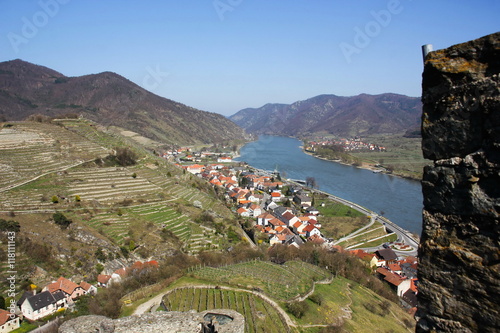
[1,1,499,116]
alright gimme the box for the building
[20,291,60,321]
[0,309,20,333]
[43,277,85,303]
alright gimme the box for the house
[217,156,232,163]
[257,213,274,226]
[293,194,312,206]
[0,309,20,333]
[285,235,304,248]
[349,249,378,267]
[292,221,306,235]
[268,218,286,229]
[43,277,85,303]
[374,248,398,266]
[269,234,287,245]
[303,224,321,238]
[270,191,283,202]
[20,291,59,321]
[236,207,250,217]
[376,267,412,296]
[249,204,262,217]
[281,212,300,227]
[307,234,325,245]
[305,206,320,215]
[97,274,112,288]
[80,281,97,296]
[185,164,205,174]
[388,263,402,274]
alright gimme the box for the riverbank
[251,166,419,254]
[303,149,422,181]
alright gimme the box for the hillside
[0,59,246,145]
[0,119,242,293]
[230,93,422,137]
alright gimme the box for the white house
[20,291,59,321]
[0,309,20,333]
[217,156,232,163]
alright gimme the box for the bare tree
[306,176,317,188]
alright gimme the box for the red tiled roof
[0,309,16,325]
[303,224,316,232]
[237,207,248,214]
[308,234,325,244]
[46,277,80,295]
[79,281,92,291]
[388,263,402,272]
[97,274,111,284]
[269,218,286,227]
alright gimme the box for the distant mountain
[0,59,246,145]
[229,93,422,137]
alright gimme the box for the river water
[235,135,423,235]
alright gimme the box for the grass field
[293,277,414,333]
[350,133,430,180]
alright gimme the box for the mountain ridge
[0,59,246,145]
[230,93,422,137]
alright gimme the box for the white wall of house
[0,316,20,333]
[21,302,56,321]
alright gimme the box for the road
[308,187,419,257]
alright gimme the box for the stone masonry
[417,32,500,332]
[58,309,245,333]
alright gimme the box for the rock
[58,310,245,333]
[417,32,500,333]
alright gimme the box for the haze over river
[236,135,423,235]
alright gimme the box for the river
[235,135,423,235]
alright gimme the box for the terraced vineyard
[163,287,290,333]
[0,122,107,191]
[66,167,164,202]
[0,120,238,257]
[190,260,332,301]
[82,201,224,254]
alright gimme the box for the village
[306,137,386,152]
[174,151,418,314]
[0,149,418,331]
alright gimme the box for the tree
[74,195,81,202]
[51,195,59,203]
[306,176,317,188]
[53,212,72,229]
[115,147,137,166]
[0,295,5,310]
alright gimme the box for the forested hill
[0,59,246,145]
[230,93,422,137]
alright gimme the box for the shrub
[286,301,309,319]
[53,212,72,229]
[75,195,81,202]
[52,195,59,204]
[0,219,20,232]
[131,173,137,178]
[309,293,323,305]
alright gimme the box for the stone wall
[417,32,500,332]
[58,309,245,333]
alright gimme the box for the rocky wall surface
[58,309,245,333]
[417,32,500,332]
